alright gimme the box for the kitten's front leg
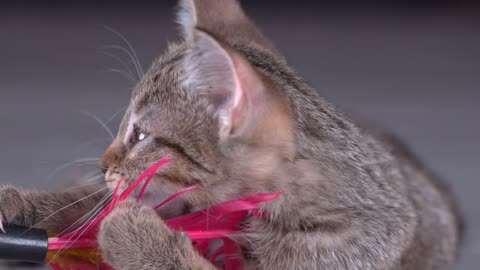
[0,185,108,232]
[98,201,216,270]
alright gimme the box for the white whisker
[81,111,115,139]
[31,186,109,229]
[57,191,112,237]
[103,51,136,82]
[84,174,104,183]
[48,157,101,180]
[102,25,144,78]
[106,105,128,125]
[64,178,104,191]
[72,170,102,184]
[102,68,136,83]
[50,191,113,263]
[53,192,112,260]
[79,170,104,182]
[104,45,142,79]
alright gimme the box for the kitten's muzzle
[104,170,124,189]
[99,140,127,174]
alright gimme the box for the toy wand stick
[0,224,48,263]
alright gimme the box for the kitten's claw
[0,215,6,233]
[178,226,186,238]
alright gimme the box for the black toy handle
[0,224,48,263]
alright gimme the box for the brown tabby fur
[0,0,461,269]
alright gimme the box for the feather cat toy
[0,155,281,270]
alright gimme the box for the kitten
[0,0,462,269]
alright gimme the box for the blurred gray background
[1,0,479,269]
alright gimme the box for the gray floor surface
[1,2,479,269]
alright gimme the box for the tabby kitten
[0,0,461,269]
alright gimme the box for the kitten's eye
[130,127,149,145]
[138,132,147,141]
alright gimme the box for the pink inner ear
[185,30,273,140]
[47,154,282,270]
[221,46,269,139]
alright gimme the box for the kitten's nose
[99,140,125,175]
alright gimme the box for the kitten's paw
[99,201,182,269]
[0,186,28,231]
[99,201,216,270]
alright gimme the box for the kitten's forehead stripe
[133,45,186,112]
[118,110,131,139]
[123,113,138,144]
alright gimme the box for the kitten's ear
[177,0,279,54]
[182,30,293,150]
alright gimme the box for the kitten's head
[99,0,295,216]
